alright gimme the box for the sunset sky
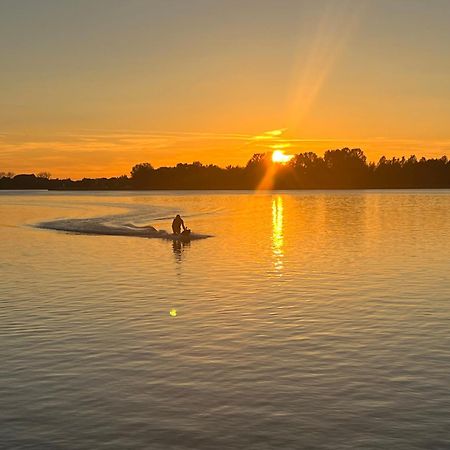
[1,0,449,178]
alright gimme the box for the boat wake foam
[35,205,211,240]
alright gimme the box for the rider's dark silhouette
[172,215,186,235]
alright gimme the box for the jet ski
[175,228,191,241]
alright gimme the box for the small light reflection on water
[272,195,284,274]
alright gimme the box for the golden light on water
[272,196,284,273]
[272,150,294,164]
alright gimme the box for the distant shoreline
[1,187,449,192]
[2,148,449,190]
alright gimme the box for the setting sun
[272,150,294,164]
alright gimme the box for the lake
[1,190,449,449]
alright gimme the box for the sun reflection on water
[272,196,284,274]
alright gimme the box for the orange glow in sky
[0,1,449,178]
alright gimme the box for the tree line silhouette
[1,148,449,190]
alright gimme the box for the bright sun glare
[272,150,293,164]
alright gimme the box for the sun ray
[287,1,367,129]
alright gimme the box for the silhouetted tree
[130,162,154,188]
[323,148,368,187]
[37,171,52,179]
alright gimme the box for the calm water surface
[1,190,449,449]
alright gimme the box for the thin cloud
[251,128,287,140]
